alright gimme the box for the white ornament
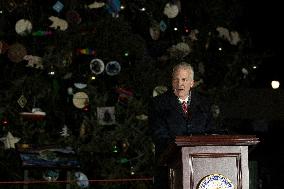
[15,19,32,36]
[0,132,21,149]
[60,125,70,137]
[49,16,68,31]
[163,3,179,18]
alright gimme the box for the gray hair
[172,62,194,80]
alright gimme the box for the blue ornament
[53,1,64,13]
[160,20,167,32]
[106,0,121,16]
[43,170,59,181]
[75,172,89,188]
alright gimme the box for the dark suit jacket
[149,89,214,158]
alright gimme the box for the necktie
[182,101,188,114]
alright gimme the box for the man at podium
[149,62,214,189]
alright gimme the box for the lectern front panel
[182,146,248,189]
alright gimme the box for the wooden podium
[161,135,259,189]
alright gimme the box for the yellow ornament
[72,92,89,109]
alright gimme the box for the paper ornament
[15,19,32,36]
[53,1,64,13]
[17,95,27,108]
[87,1,105,9]
[43,170,60,181]
[0,132,21,149]
[23,55,44,69]
[149,22,160,40]
[49,16,68,31]
[72,92,89,109]
[97,107,115,125]
[75,172,89,188]
[60,125,70,137]
[163,3,179,18]
[159,20,167,32]
[153,86,168,97]
[216,26,241,45]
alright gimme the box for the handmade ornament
[149,22,160,40]
[87,1,105,9]
[23,55,44,69]
[211,104,220,118]
[159,20,167,32]
[97,107,115,125]
[7,43,27,63]
[53,1,64,13]
[90,58,104,75]
[188,29,199,41]
[75,172,89,188]
[66,10,82,25]
[153,86,168,97]
[49,16,68,31]
[15,19,32,36]
[72,92,89,109]
[163,3,179,18]
[116,87,133,105]
[17,95,27,108]
[74,83,87,89]
[43,170,60,181]
[105,61,121,76]
[168,42,191,58]
[136,114,148,121]
[0,132,21,149]
[216,26,240,45]
[60,125,70,137]
[106,0,121,17]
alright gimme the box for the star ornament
[0,132,21,149]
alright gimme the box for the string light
[271,80,280,89]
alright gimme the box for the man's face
[172,68,194,100]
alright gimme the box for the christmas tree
[0,0,277,188]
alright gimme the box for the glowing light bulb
[271,80,280,89]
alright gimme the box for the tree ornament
[75,172,89,188]
[97,107,115,125]
[0,132,21,149]
[7,43,27,63]
[43,170,60,181]
[90,58,104,75]
[1,118,9,126]
[49,16,68,31]
[15,19,32,36]
[105,61,121,76]
[112,144,119,153]
[52,1,64,13]
[17,95,27,108]
[163,3,179,18]
[60,125,70,137]
[86,1,105,9]
[72,92,89,109]
[66,10,82,25]
[23,55,44,69]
